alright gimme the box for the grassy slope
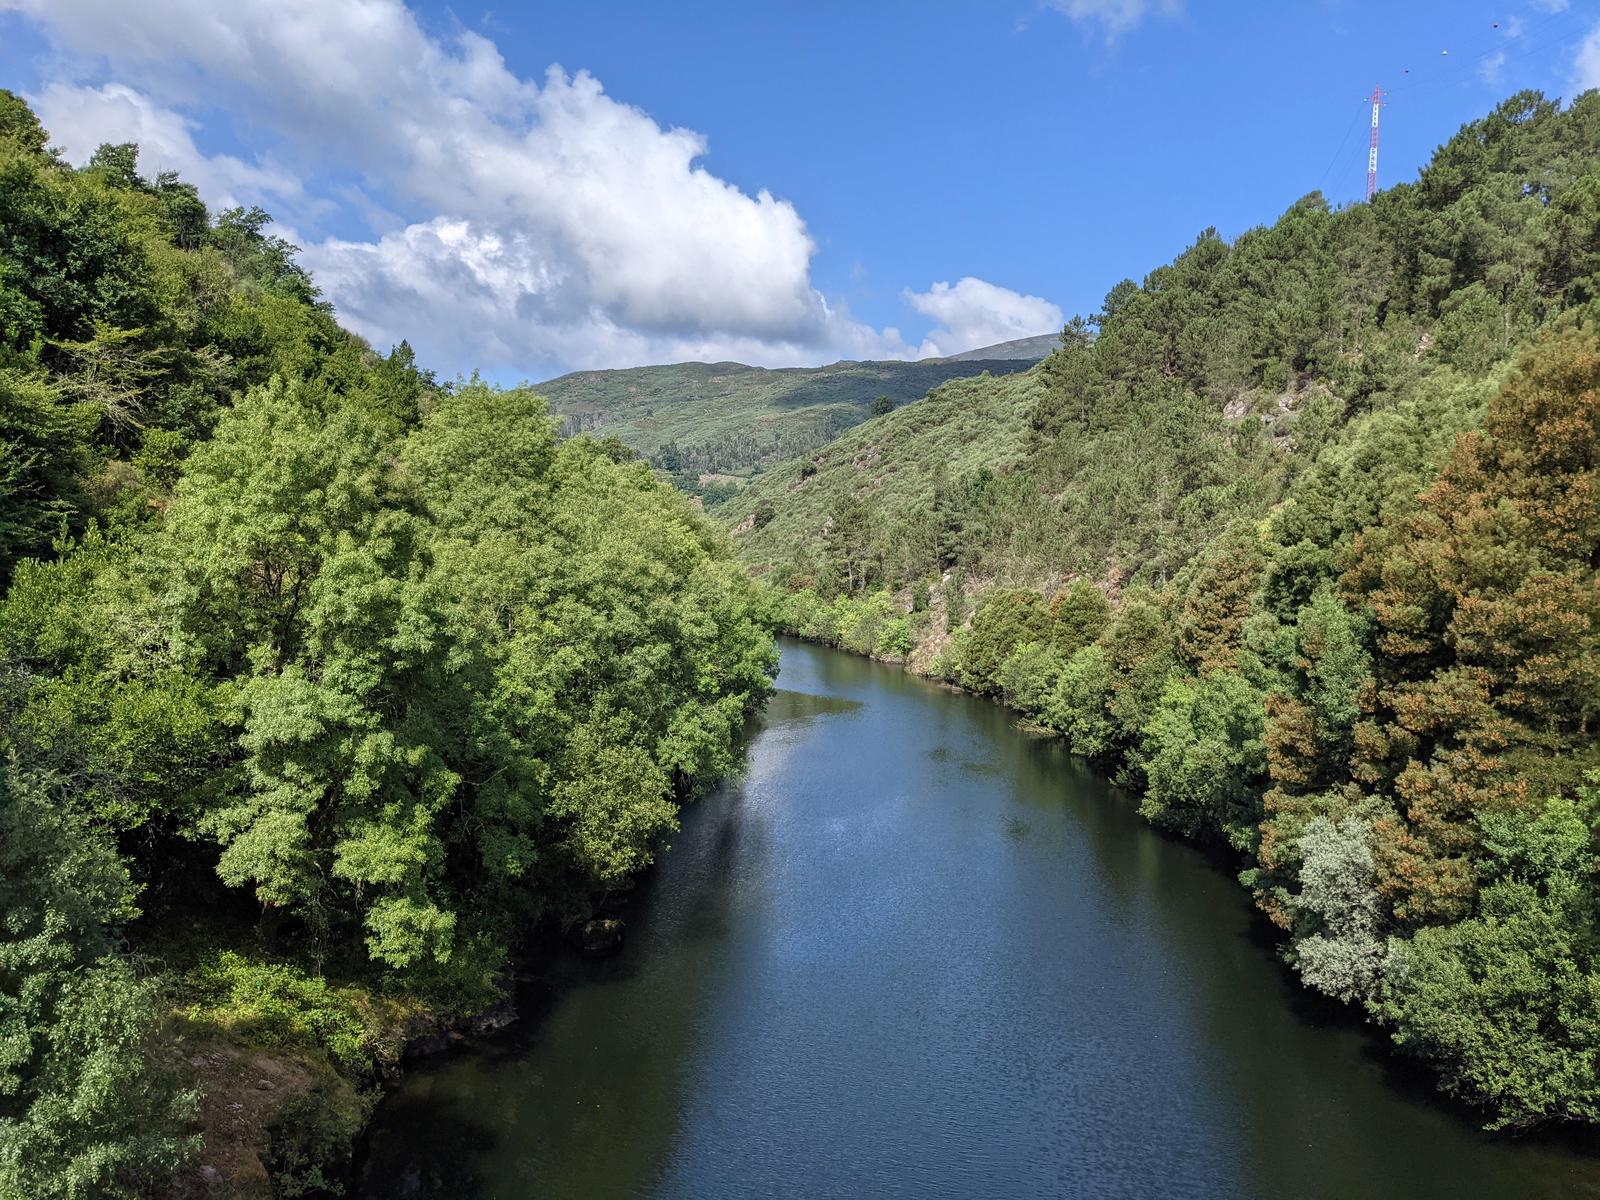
[731,369,1045,571]
[538,355,1041,475]
[938,333,1059,361]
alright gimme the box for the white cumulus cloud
[1,0,1058,375]
[32,81,300,211]
[905,278,1063,358]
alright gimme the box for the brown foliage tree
[1344,330,1600,922]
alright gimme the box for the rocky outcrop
[578,917,625,956]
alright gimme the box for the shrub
[182,952,376,1075]
[877,616,914,659]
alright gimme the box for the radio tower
[1365,83,1385,200]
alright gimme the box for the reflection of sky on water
[357,640,1600,1200]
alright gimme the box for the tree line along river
[354,639,1600,1200]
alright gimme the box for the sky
[2,1,1599,383]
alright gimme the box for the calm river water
[354,639,1600,1199]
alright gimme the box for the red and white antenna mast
[1365,83,1386,200]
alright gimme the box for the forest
[0,92,774,1198]
[537,353,1040,482]
[748,89,1600,1130]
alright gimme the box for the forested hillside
[0,92,773,1198]
[742,89,1600,1129]
[541,350,1041,492]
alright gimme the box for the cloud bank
[4,0,1060,374]
[906,278,1064,358]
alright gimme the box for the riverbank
[158,764,752,1196]
[161,956,484,1198]
[351,640,1600,1198]
[771,587,1600,1139]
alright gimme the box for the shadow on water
[762,687,863,722]
[356,640,1600,1200]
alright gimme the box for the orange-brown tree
[1344,329,1600,923]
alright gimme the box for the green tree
[0,767,196,1199]
[1139,669,1267,849]
[1346,331,1600,923]
[1372,796,1600,1129]
[0,90,48,156]
[0,370,95,581]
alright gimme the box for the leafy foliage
[761,89,1600,1130]
[0,96,775,1195]
[0,767,196,1200]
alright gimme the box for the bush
[955,588,1051,694]
[0,773,198,1199]
[264,1077,369,1199]
[182,952,378,1075]
[877,616,914,659]
[1138,670,1267,849]
[1042,645,1115,759]
[837,591,895,655]
[997,641,1064,716]
[942,570,967,631]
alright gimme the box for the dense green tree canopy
[0,95,776,1195]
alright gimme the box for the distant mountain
[934,333,1061,362]
[536,336,1057,483]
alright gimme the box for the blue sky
[2,0,1598,381]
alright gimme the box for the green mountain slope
[730,88,1600,599]
[727,88,1600,1131]
[937,332,1060,361]
[539,346,1047,481]
[730,369,1045,581]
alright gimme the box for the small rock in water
[579,917,625,955]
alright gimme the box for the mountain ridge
[536,335,1059,485]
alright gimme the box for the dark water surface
[355,640,1600,1199]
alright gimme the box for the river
[354,639,1600,1199]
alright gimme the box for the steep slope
[725,88,1600,1131]
[732,369,1045,582]
[937,332,1060,361]
[729,89,1600,599]
[538,343,1049,482]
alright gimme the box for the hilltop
[936,333,1060,361]
[537,338,1052,486]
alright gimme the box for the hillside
[730,89,1600,597]
[729,88,1600,1131]
[937,332,1060,361]
[732,368,1045,582]
[538,343,1049,484]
